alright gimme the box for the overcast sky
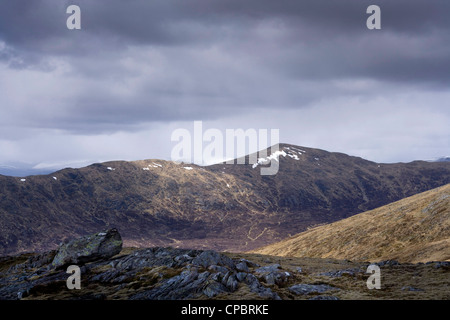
[0,0,449,173]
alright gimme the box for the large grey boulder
[52,229,123,269]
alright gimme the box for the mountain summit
[1,144,449,255]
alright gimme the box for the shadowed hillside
[1,144,449,255]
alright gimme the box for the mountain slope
[252,184,450,263]
[1,144,449,255]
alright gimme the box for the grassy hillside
[253,184,450,263]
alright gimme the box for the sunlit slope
[253,184,450,263]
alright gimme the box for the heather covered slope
[253,184,450,263]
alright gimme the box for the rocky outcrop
[0,230,285,300]
[254,264,292,286]
[97,247,281,300]
[191,250,235,269]
[52,229,122,269]
[1,230,448,300]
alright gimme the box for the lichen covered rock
[51,228,122,269]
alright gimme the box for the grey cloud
[2,1,450,50]
[1,0,449,84]
[0,0,448,167]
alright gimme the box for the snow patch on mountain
[252,147,302,169]
[147,162,163,168]
[252,150,287,169]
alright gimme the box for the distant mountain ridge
[2,154,449,177]
[1,143,449,256]
[0,165,54,178]
[433,157,450,162]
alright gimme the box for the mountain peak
[1,144,449,256]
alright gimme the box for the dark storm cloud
[0,0,449,134]
[2,1,449,42]
[1,0,449,80]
